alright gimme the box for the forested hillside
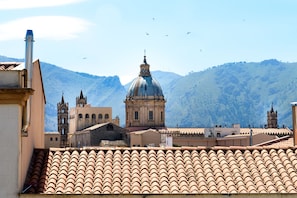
[165,59,297,128]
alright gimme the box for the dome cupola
[127,56,164,99]
[124,55,166,130]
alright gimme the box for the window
[217,133,221,137]
[50,137,53,141]
[161,111,163,121]
[134,111,139,120]
[149,111,153,120]
[55,137,58,141]
[98,114,103,119]
[85,114,89,118]
[79,114,83,118]
[61,117,66,124]
[61,128,65,135]
[92,114,96,119]
[105,114,109,119]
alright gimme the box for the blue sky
[0,0,297,84]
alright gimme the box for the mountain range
[1,55,296,131]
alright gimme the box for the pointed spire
[270,102,274,113]
[61,94,65,104]
[80,90,84,99]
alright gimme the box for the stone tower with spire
[57,95,69,147]
[267,103,278,128]
[76,90,87,107]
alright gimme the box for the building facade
[67,91,120,146]
[70,122,128,147]
[125,56,166,131]
[69,90,116,133]
[44,132,60,148]
[0,30,46,198]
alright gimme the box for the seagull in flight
[187,32,191,35]
[146,32,149,36]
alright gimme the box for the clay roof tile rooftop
[23,147,297,194]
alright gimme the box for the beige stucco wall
[130,131,278,148]
[173,136,217,147]
[30,60,45,149]
[252,133,276,145]
[130,130,162,147]
[44,132,60,148]
[21,60,46,190]
[130,133,142,146]
[217,134,276,146]
[69,106,113,133]
[142,131,161,146]
[0,104,22,198]
[217,137,248,146]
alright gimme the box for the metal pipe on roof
[291,102,297,146]
[22,30,34,136]
[25,30,34,88]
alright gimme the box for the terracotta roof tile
[0,62,23,70]
[23,147,297,194]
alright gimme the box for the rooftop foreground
[23,146,297,195]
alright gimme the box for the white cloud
[0,16,92,41]
[0,0,85,10]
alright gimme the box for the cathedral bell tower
[76,90,87,107]
[267,103,278,128]
[57,95,69,147]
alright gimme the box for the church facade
[56,91,122,147]
[68,90,117,134]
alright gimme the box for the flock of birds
[145,17,192,37]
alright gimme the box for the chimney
[291,102,297,146]
[25,30,34,88]
[22,30,34,136]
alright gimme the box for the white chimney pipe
[291,102,297,146]
[22,30,34,136]
[25,30,34,88]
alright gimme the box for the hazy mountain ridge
[40,61,127,131]
[165,59,297,128]
[1,55,296,131]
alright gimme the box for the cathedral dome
[126,56,164,99]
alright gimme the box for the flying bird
[187,32,191,35]
[146,32,149,36]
